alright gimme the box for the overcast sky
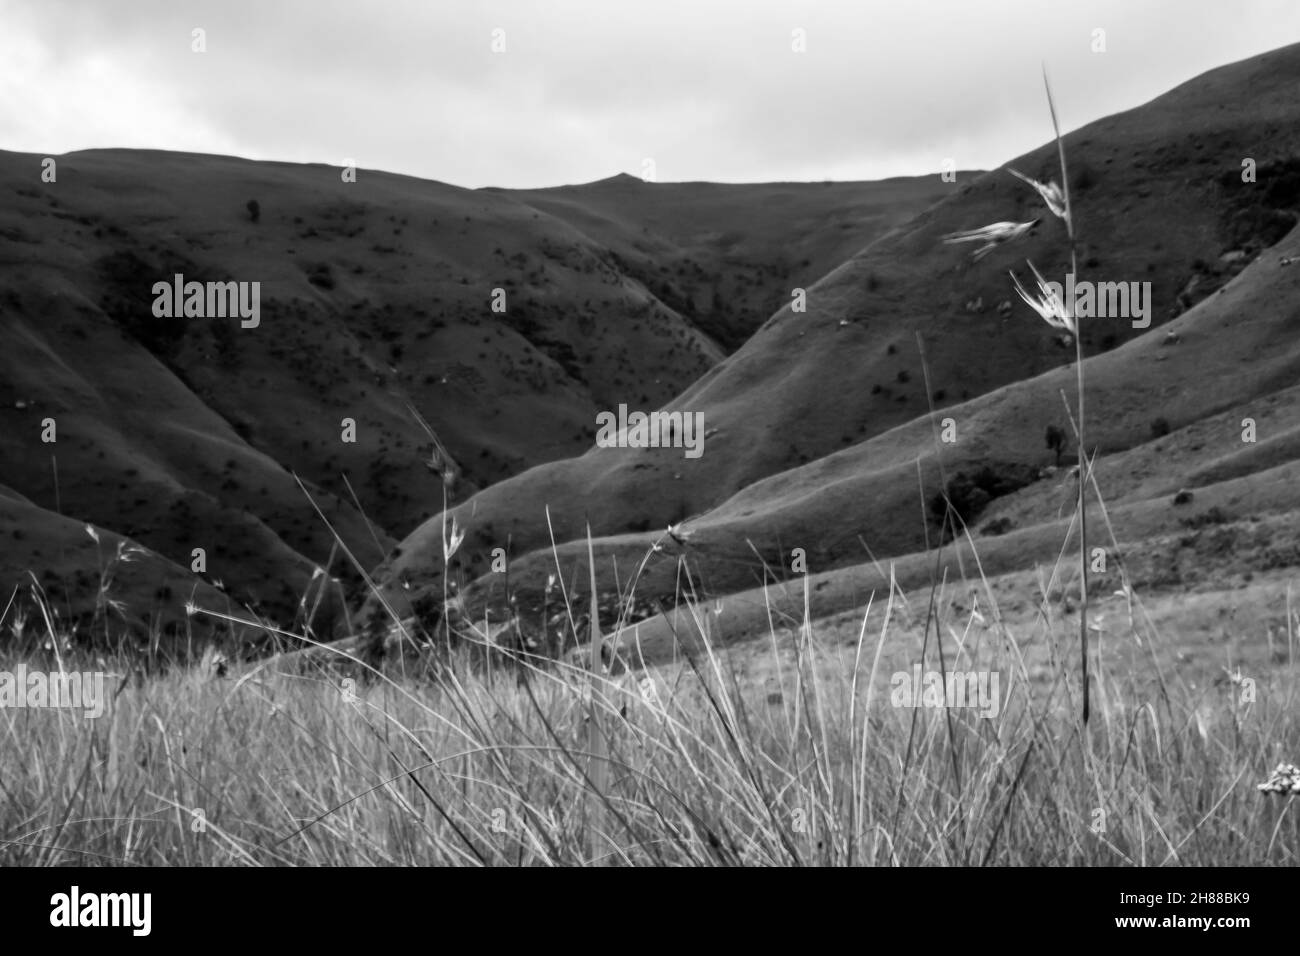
[3,0,1298,189]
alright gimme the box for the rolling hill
[0,150,953,647]
[367,41,1300,658]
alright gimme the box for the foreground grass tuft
[2,579,1296,865]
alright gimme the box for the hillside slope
[498,174,961,350]
[373,42,1300,647]
[0,151,947,639]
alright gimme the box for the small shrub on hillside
[981,516,1014,536]
[930,463,1037,533]
[1045,424,1067,465]
[1179,506,1229,529]
[307,263,335,290]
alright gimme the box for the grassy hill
[369,41,1300,654]
[0,150,951,645]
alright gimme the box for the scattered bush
[930,463,1037,533]
[981,516,1014,536]
[1045,424,1067,465]
[1179,506,1229,529]
[307,263,335,290]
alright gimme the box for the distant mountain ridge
[0,147,953,647]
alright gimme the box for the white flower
[1257,762,1300,795]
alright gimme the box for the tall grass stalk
[6,550,1295,865]
[1042,67,1090,726]
[5,440,1296,865]
[584,526,609,861]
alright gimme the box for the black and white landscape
[1,0,1299,880]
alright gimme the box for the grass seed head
[941,219,1040,261]
[1008,167,1068,221]
[1009,259,1076,334]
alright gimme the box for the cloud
[1,0,1297,187]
